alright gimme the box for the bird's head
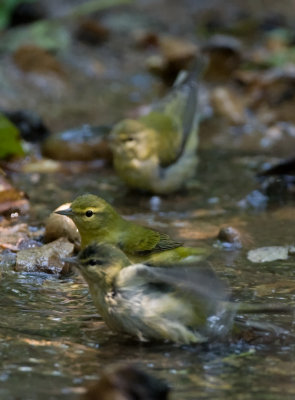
[110,119,157,160]
[55,194,117,240]
[77,242,131,283]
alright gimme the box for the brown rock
[45,203,80,250]
[15,237,74,274]
[218,226,243,247]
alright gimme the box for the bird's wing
[153,263,229,303]
[116,263,158,289]
[152,58,207,161]
[116,262,233,340]
[152,232,183,251]
[116,262,229,305]
[133,232,182,256]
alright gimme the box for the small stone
[45,203,80,250]
[15,237,74,274]
[247,246,289,263]
[217,226,242,248]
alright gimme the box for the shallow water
[2,149,295,400]
[1,268,295,400]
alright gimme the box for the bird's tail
[172,55,208,89]
[154,56,208,159]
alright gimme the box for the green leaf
[0,113,24,159]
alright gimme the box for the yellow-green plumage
[109,65,201,194]
[56,193,208,264]
[74,243,291,344]
[76,243,230,343]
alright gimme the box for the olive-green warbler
[109,64,202,194]
[71,242,290,344]
[56,193,209,264]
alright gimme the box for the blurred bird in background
[109,59,205,194]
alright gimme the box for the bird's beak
[62,256,78,265]
[55,207,74,217]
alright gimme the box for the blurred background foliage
[0,0,36,29]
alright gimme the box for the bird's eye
[88,259,103,266]
[85,210,93,218]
